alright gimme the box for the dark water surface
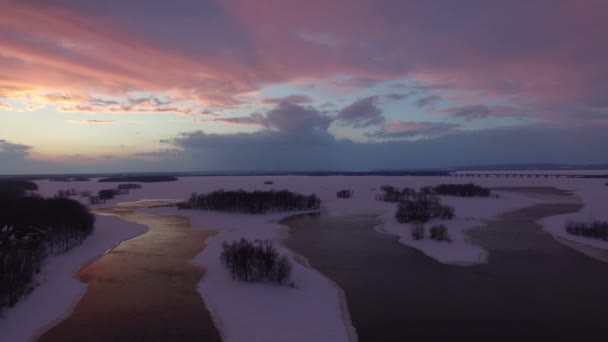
[39,201,221,342]
[283,201,608,341]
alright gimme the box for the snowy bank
[376,190,545,265]
[33,175,608,265]
[0,215,147,342]
[144,207,355,342]
[538,183,608,262]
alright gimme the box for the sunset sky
[1,0,607,174]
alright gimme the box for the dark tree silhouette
[0,180,38,199]
[118,183,142,190]
[433,183,491,197]
[411,224,425,240]
[220,239,292,285]
[566,220,608,240]
[430,224,450,242]
[395,192,454,223]
[98,189,115,200]
[98,176,177,183]
[1,182,95,308]
[336,189,353,198]
[186,190,320,214]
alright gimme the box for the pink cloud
[1,0,607,125]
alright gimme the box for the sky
[1,0,607,174]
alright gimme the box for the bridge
[449,173,608,179]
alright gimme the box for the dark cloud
[263,102,332,134]
[437,105,523,120]
[367,122,458,139]
[150,124,608,171]
[336,96,384,127]
[0,139,32,174]
[262,95,313,105]
[385,93,409,101]
[195,113,265,126]
[445,105,490,120]
[414,95,441,108]
[195,102,332,134]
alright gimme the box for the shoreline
[38,200,222,341]
[0,214,148,342]
[151,206,355,342]
[30,211,152,341]
[6,177,607,340]
[278,220,358,342]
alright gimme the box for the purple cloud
[414,95,441,108]
[336,96,384,127]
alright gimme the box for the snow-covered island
[2,174,608,341]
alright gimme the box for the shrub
[565,220,608,241]
[377,186,415,202]
[336,189,353,198]
[433,183,491,197]
[98,176,177,183]
[117,183,142,190]
[411,224,425,240]
[430,224,450,242]
[98,189,115,200]
[220,239,292,285]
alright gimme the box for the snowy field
[2,175,607,341]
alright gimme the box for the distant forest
[433,183,492,197]
[0,181,95,308]
[98,176,178,183]
[185,190,321,214]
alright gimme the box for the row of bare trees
[1,181,95,308]
[186,190,321,214]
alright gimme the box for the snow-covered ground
[33,175,608,264]
[0,215,147,342]
[31,175,608,262]
[144,207,356,342]
[4,174,607,341]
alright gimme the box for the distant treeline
[566,221,608,241]
[377,183,491,202]
[98,176,177,183]
[433,183,491,197]
[1,181,95,308]
[336,189,353,198]
[0,180,38,199]
[185,190,321,214]
[396,192,454,223]
[49,177,90,182]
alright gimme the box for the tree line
[395,191,454,223]
[566,220,608,241]
[1,180,95,308]
[185,190,321,214]
[98,176,177,183]
[433,183,492,197]
[336,189,353,198]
